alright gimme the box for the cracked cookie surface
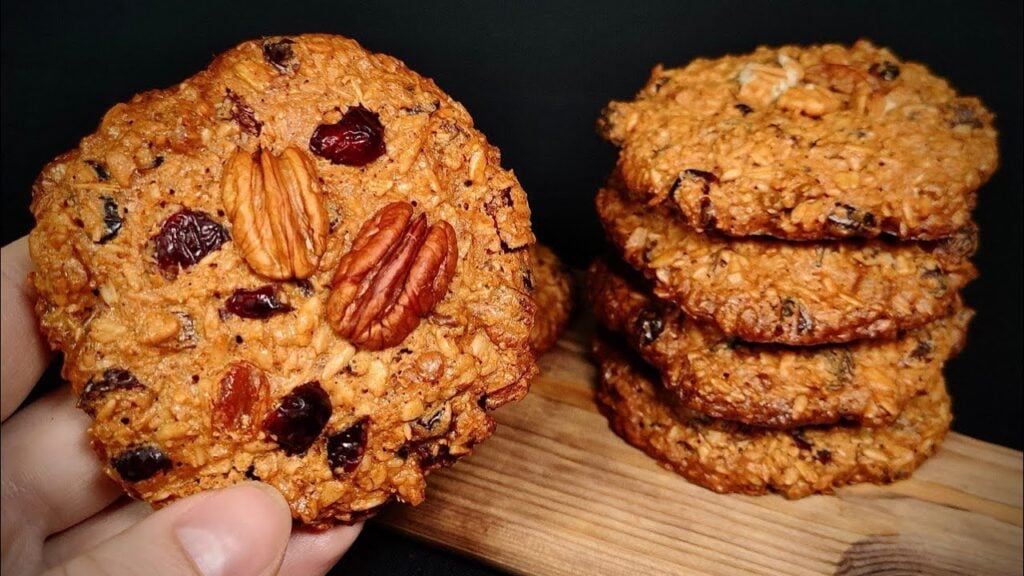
[589,259,970,428]
[599,40,998,240]
[29,34,535,527]
[593,337,951,498]
[597,184,976,345]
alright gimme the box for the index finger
[2,236,52,421]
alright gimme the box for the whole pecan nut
[327,202,458,350]
[221,146,328,279]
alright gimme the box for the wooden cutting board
[378,314,1023,576]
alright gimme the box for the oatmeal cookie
[597,185,976,344]
[593,337,951,498]
[598,39,998,240]
[528,244,574,354]
[588,259,971,428]
[29,34,536,527]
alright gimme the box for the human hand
[1,236,362,576]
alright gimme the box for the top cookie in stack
[599,39,997,244]
[590,40,997,497]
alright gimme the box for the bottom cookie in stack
[592,336,952,498]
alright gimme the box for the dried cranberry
[225,285,293,319]
[112,445,172,482]
[152,209,229,277]
[634,308,664,345]
[97,196,123,244]
[262,38,297,72]
[309,105,386,166]
[79,369,144,416]
[264,381,332,455]
[327,418,369,474]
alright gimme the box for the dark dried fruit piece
[790,430,813,451]
[868,61,901,81]
[85,160,111,181]
[634,308,664,345]
[79,368,144,416]
[225,89,262,136]
[825,203,877,235]
[225,285,293,319]
[815,449,833,464]
[112,445,172,482]
[262,38,297,73]
[908,340,933,362]
[98,196,123,244]
[946,102,983,128]
[264,381,332,455]
[213,362,270,433]
[152,209,230,277]
[734,103,754,115]
[327,418,369,474]
[309,105,386,166]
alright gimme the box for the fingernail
[174,483,289,576]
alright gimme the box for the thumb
[44,482,292,576]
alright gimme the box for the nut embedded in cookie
[327,201,459,351]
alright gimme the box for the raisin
[815,449,833,464]
[947,102,983,128]
[791,430,814,451]
[79,368,144,416]
[734,103,753,115]
[98,196,123,244]
[327,418,369,474]
[412,441,457,470]
[908,340,933,362]
[634,308,664,345]
[826,350,855,389]
[262,38,297,72]
[225,89,262,136]
[152,209,229,277]
[412,404,452,439]
[112,445,172,482]
[225,285,293,319]
[264,381,332,455]
[309,105,386,166]
[85,160,111,181]
[213,362,269,433]
[698,195,717,229]
[826,203,877,235]
[868,61,900,81]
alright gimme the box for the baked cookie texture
[596,184,976,345]
[593,337,952,498]
[588,259,971,428]
[29,34,536,526]
[599,39,998,240]
[528,244,574,354]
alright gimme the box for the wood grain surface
[379,315,1023,576]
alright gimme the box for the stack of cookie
[590,40,998,497]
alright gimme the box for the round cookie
[528,244,574,354]
[593,337,951,499]
[589,259,971,428]
[598,39,998,240]
[596,184,976,345]
[29,34,536,527]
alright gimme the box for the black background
[2,1,1020,575]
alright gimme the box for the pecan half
[327,202,458,350]
[221,146,328,279]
